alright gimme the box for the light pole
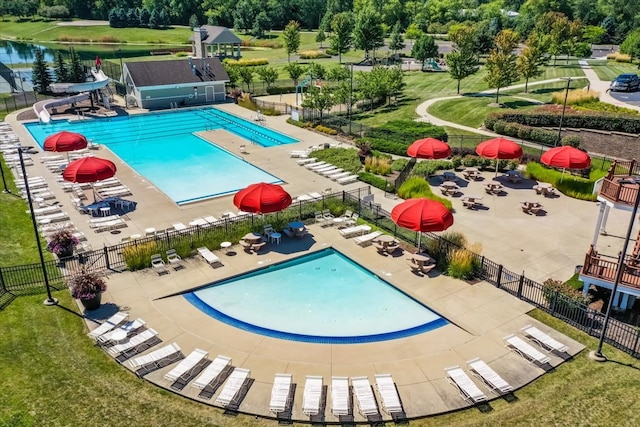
[17,148,58,306]
[349,63,354,136]
[1,158,9,193]
[556,77,572,147]
[591,177,640,361]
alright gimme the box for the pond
[0,40,56,65]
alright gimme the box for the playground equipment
[422,59,446,72]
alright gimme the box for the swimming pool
[184,249,448,344]
[25,108,297,203]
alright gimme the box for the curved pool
[184,249,448,344]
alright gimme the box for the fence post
[550,290,558,315]
[0,267,5,293]
[632,328,640,358]
[479,256,485,278]
[517,271,524,298]
[104,245,110,270]
[496,264,503,288]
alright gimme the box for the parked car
[610,73,640,92]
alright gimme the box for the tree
[148,9,159,29]
[620,28,640,63]
[189,14,199,30]
[67,47,84,83]
[307,62,326,80]
[484,30,520,104]
[327,65,350,81]
[234,0,256,33]
[353,7,385,60]
[301,85,334,123]
[316,30,327,48]
[53,51,68,83]
[538,12,570,66]
[31,49,51,94]
[283,21,301,63]
[252,11,271,38]
[388,22,405,58]
[446,25,480,94]
[411,33,438,69]
[127,8,140,27]
[330,12,354,63]
[255,66,278,89]
[225,64,241,88]
[284,62,306,86]
[405,23,421,49]
[238,67,254,92]
[517,33,547,92]
[332,80,356,117]
[139,8,151,26]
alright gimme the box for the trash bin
[323,143,330,149]
[575,265,583,274]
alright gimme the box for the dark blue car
[610,73,640,92]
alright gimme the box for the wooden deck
[581,245,640,290]
[598,160,640,206]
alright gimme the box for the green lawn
[427,95,541,128]
[587,60,640,81]
[1,292,639,426]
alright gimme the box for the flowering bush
[67,270,107,300]
[46,227,79,256]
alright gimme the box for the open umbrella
[44,131,88,160]
[475,137,523,176]
[391,198,454,250]
[63,157,117,183]
[541,146,591,181]
[407,138,451,159]
[233,182,292,214]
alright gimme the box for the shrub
[447,248,475,279]
[223,58,269,66]
[561,135,581,148]
[542,278,592,306]
[574,101,639,115]
[237,97,280,115]
[426,231,466,271]
[311,147,362,173]
[606,52,632,63]
[266,86,296,95]
[364,156,392,175]
[315,125,338,135]
[358,171,394,192]
[299,50,331,59]
[122,241,160,271]
[551,88,600,105]
[396,177,453,210]
[526,162,597,200]
[241,39,283,48]
[286,118,314,128]
[411,159,453,177]
[325,49,337,56]
[391,158,409,171]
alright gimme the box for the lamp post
[17,148,58,306]
[349,62,354,136]
[591,177,640,361]
[556,77,572,147]
[1,159,9,193]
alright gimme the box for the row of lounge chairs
[297,158,359,185]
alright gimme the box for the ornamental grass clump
[46,227,80,256]
[67,270,107,300]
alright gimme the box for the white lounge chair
[328,172,351,181]
[337,175,359,185]
[98,317,146,344]
[289,150,310,158]
[320,168,344,177]
[297,157,317,165]
[445,366,488,403]
[192,355,232,389]
[151,254,169,275]
[305,161,327,169]
[36,211,69,224]
[331,376,350,416]
[302,375,323,416]
[189,217,209,227]
[308,162,332,171]
[166,249,185,269]
[203,216,219,224]
[215,367,250,407]
[127,342,183,370]
[98,186,132,197]
[29,205,62,216]
[354,231,383,246]
[352,376,379,417]
[220,211,236,219]
[90,218,127,232]
[164,348,209,383]
[466,358,513,394]
[339,224,371,238]
[375,374,403,414]
[269,373,292,414]
[197,246,223,267]
[106,328,159,356]
[172,222,188,233]
[87,214,121,224]
[503,334,551,365]
[87,311,128,339]
[521,325,569,353]
[314,165,338,174]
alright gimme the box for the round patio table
[538,182,552,189]
[289,221,304,229]
[412,253,434,264]
[376,234,396,244]
[244,232,262,243]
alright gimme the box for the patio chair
[314,211,324,223]
[331,376,350,416]
[192,355,232,389]
[344,213,359,227]
[215,367,251,407]
[375,374,403,414]
[87,311,129,339]
[251,241,267,252]
[354,231,383,247]
[521,325,569,353]
[302,375,323,416]
[166,249,185,269]
[197,247,223,267]
[445,366,488,403]
[269,373,293,414]
[164,348,209,384]
[352,376,379,417]
[466,358,513,395]
[503,334,551,365]
[106,328,159,357]
[97,318,147,345]
[322,209,334,222]
[372,241,386,254]
[127,342,183,372]
[263,224,275,238]
[151,254,169,275]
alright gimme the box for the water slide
[33,69,110,123]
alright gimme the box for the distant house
[121,57,230,109]
[190,26,242,59]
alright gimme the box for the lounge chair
[28,205,61,216]
[197,246,223,267]
[164,348,209,383]
[151,254,169,275]
[172,222,188,233]
[305,161,328,170]
[352,376,379,417]
[503,334,551,365]
[87,311,129,339]
[106,328,159,357]
[98,318,147,345]
[189,217,209,227]
[344,213,359,227]
[192,355,232,389]
[445,366,488,403]
[289,150,310,158]
[220,211,236,219]
[337,175,359,185]
[521,325,569,353]
[203,215,219,224]
[329,172,351,181]
[215,367,250,407]
[36,211,69,224]
[98,186,132,197]
[90,218,127,232]
[320,168,343,177]
[269,373,292,414]
[297,157,317,165]
[87,214,121,224]
[166,249,185,269]
[466,358,513,394]
[302,375,323,416]
[375,374,403,414]
[127,342,183,371]
[331,376,350,416]
[354,231,383,247]
[339,224,370,238]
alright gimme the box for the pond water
[0,40,55,65]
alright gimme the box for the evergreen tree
[484,30,520,104]
[53,51,68,83]
[283,21,301,63]
[330,12,354,64]
[127,8,140,27]
[68,47,84,83]
[158,10,169,28]
[116,8,127,27]
[148,9,158,29]
[139,8,150,26]
[189,14,199,30]
[31,48,52,94]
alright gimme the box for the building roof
[124,58,230,87]
[189,26,242,44]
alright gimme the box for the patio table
[375,234,396,245]
[243,232,262,243]
[412,253,435,265]
[289,221,304,229]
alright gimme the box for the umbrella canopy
[391,198,454,232]
[62,157,117,183]
[475,137,523,160]
[407,138,451,159]
[540,146,591,169]
[233,182,292,214]
[44,131,88,153]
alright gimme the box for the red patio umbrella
[407,138,451,159]
[541,146,591,182]
[233,182,292,214]
[63,157,117,183]
[391,198,454,249]
[476,137,523,176]
[44,131,88,156]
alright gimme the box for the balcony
[598,160,640,206]
[581,245,640,291]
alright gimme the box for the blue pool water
[184,249,448,344]
[24,108,298,204]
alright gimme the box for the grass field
[1,291,639,427]
[587,60,640,81]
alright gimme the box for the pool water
[24,108,297,204]
[184,249,448,344]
